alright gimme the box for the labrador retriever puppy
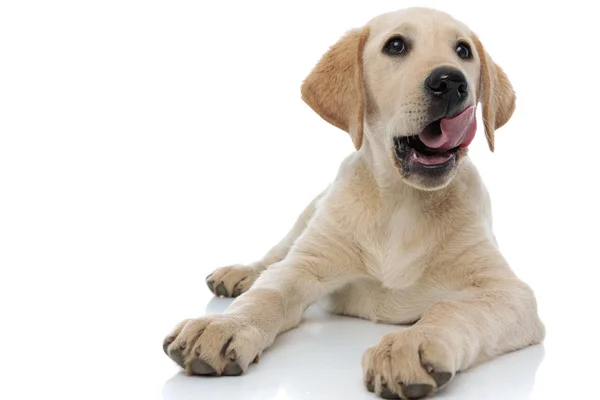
[163,7,545,399]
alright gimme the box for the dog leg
[165,220,361,375]
[362,262,545,399]
[205,189,327,297]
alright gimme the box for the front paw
[205,264,259,298]
[362,328,455,399]
[163,315,263,376]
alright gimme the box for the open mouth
[394,105,477,171]
[396,122,460,168]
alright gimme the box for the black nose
[425,67,468,116]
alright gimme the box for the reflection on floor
[162,298,544,400]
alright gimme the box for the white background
[1,1,598,399]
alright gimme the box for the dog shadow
[162,301,545,400]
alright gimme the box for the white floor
[4,278,590,400]
[161,300,547,400]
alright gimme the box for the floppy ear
[472,35,516,152]
[301,27,370,150]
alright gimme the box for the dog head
[301,7,515,190]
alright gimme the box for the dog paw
[163,315,263,376]
[362,328,455,399]
[205,264,259,298]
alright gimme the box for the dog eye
[383,36,407,55]
[456,42,472,60]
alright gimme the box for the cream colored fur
[163,7,544,399]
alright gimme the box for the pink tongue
[418,105,477,150]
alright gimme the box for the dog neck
[357,126,467,208]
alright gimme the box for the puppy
[163,7,545,399]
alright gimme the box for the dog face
[302,8,516,190]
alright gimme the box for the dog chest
[359,204,433,289]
